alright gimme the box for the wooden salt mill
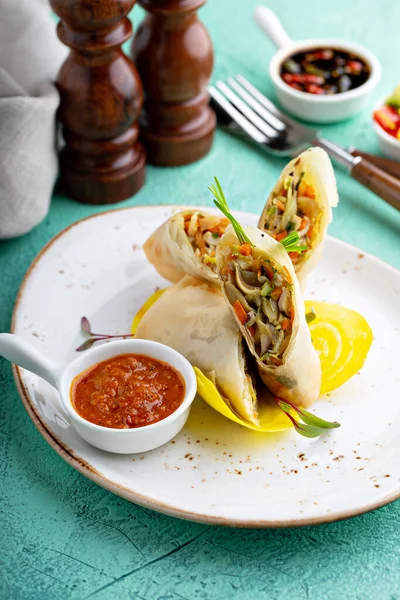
[132,0,216,166]
[50,0,146,205]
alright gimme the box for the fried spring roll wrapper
[134,275,259,424]
[217,226,321,407]
[258,147,338,289]
[143,209,222,284]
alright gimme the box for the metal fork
[209,75,400,212]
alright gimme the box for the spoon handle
[0,333,61,389]
[254,6,293,49]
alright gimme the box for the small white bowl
[255,6,381,124]
[373,104,400,160]
[0,334,197,454]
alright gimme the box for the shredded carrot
[307,226,314,240]
[271,287,282,301]
[281,318,290,331]
[221,265,234,276]
[298,180,307,196]
[304,184,315,199]
[248,325,256,336]
[277,200,285,213]
[282,266,292,284]
[208,226,220,234]
[209,250,216,257]
[270,355,283,366]
[239,242,252,256]
[280,188,287,198]
[288,251,299,259]
[262,261,275,281]
[276,231,287,242]
[233,300,248,325]
[290,306,295,323]
[300,218,308,230]
[195,230,206,252]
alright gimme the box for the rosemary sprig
[280,231,308,254]
[208,176,253,246]
[76,317,134,352]
[276,398,340,438]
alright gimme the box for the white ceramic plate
[12,206,400,527]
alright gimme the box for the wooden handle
[351,158,400,211]
[350,149,400,180]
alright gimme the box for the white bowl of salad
[373,85,400,161]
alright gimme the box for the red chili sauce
[71,354,185,429]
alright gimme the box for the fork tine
[235,75,296,127]
[227,77,286,132]
[209,86,269,144]
[216,81,280,139]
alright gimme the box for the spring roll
[258,147,338,287]
[217,225,321,406]
[144,209,230,284]
[134,275,259,424]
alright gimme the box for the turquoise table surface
[1,1,400,598]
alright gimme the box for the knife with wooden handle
[349,149,400,180]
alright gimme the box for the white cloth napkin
[0,0,67,239]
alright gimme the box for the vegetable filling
[220,242,294,367]
[183,212,230,270]
[262,160,319,266]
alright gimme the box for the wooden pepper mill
[50,0,146,205]
[131,0,216,166]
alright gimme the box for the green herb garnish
[276,398,340,438]
[212,232,219,239]
[280,231,308,254]
[208,176,253,246]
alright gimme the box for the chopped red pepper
[303,74,324,84]
[306,84,325,95]
[283,73,293,84]
[373,105,400,137]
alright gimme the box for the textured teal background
[1,0,400,598]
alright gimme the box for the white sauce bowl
[0,334,197,454]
